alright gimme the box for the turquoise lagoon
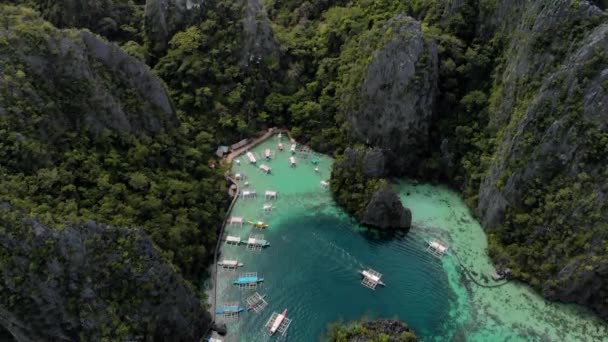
[211,136,608,341]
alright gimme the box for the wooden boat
[215,304,245,315]
[233,275,264,285]
[270,309,288,335]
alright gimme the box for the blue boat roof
[216,305,244,313]
[238,276,258,283]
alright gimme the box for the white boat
[218,260,244,268]
[246,151,256,164]
[270,309,287,335]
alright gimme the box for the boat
[270,309,288,335]
[215,304,246,315]
[249,220,269,229]
[246,151,256,164]
[264,149,272,159]
[359,270,386,287]
[218,260,244,268]
[247,294,267,311]
[233,275,265,285]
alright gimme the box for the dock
[360,269,385,290]
[265,309,292,336]
[246,292,268,313]
[247,234,270,251]
[426,239,449,258]
[234,272,264,289]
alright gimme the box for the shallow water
[212,135,608,341]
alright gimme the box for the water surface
[212,136,608,341]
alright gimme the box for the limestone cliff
[11,0,144,42]
[361,189,412,231]
[0,206,211,341]
[0,5,177,138]
[467,0,608,318]
[331,147,411,231]
[241,0,280,66]
[344,14,438,173]
[144,0,204,57]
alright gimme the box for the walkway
[206,128,293,340]
[224,128,292,164]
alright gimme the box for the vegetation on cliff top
[0,3,228,286]
[326,318,418,342]
[3,0,608,337]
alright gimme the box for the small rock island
[330,147,412,231]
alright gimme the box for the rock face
[1,7,177,138]
[343,147,386,178]
[347,14,438,174]
[544,257,608,319]
[241,0,280,66]
[144,0,203,56]
[0,206,211,341]
[470,0,608,319]
[361,188,412,230]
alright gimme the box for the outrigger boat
[233,275,265,286]
[217,260,244,268]
[269,309,288,335]
[248,220,269,229]
[247,293,267,311]
[215,304,245,315]
[359,269,386,287]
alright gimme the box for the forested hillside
[1,0,608,339]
